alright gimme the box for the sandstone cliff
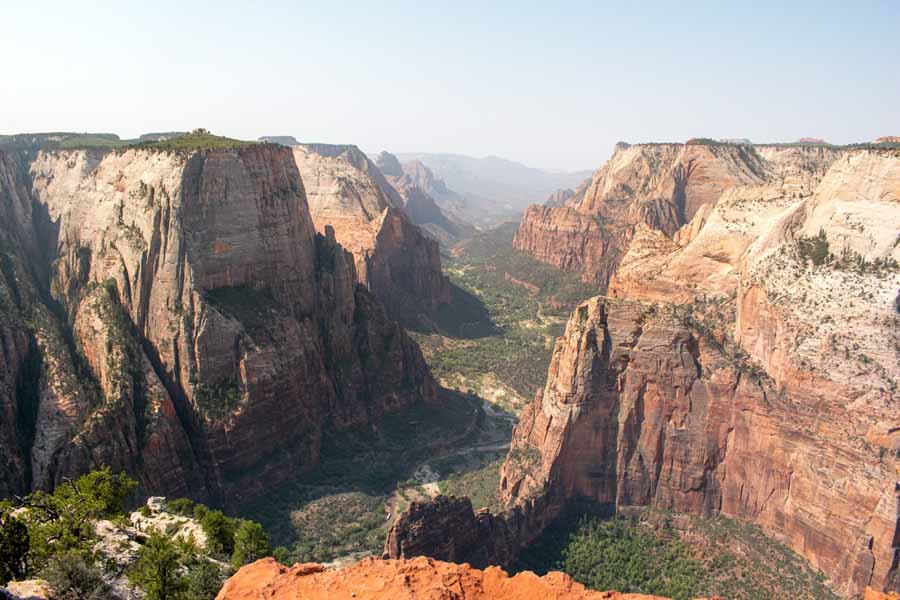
[388,148,900,597]
[292,144,451,328]
[514,142,844,288]
[215,556,670,600]
[0,141,436,504]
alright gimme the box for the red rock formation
[876,136,900,144]
[500,295,898,597]
[513,142,842,288]
[293,145,451,328]
[387,290,899,596]
[0,143,437,504]
[216,556,671,600]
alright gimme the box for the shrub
[0,504,29,584]
[42,551,121,600]
[127,529,187,600]
[231,520,271,569]
[166,498,195,517]
[184,560,226,600]
[200,510,236,557]
[797,229,830,266]
[20,467,137,572]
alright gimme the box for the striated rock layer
[292,144,451,328]
[514,141,844,288]
[215,556,670,600]
[388,148,900,597]
[0,143,436,504]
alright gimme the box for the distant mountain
[375,151,475,244]
[394,153,592,227]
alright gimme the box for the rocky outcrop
[292,145,451,328]
[216,556,671,600]
[514,142,844,288]
[545,188,575,207]
[375,151,474,243]
[0,142,436,505]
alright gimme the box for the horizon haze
[3,1,899,170]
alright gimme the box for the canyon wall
[388,148,900,597]
[0,143,436,505]
[513,142,844,288]
[292,145,451,328]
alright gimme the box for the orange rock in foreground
[215,557,672,600]
[865,589,900,600]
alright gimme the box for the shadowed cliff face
[513,142,844,288]
[292,145,452,330]
[0,144,436,505]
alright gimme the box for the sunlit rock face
[387,147,900,597]
[514,141,844,288]
[0,143,436,504]
[292,144,451,328]
[216,556,671,600]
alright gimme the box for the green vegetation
[563,518,701,600]
[14,467,136,574]
[515,512,839,600]
[42,552,117,600]
[132,128,256,153]
[797,229,831,266]
[59,135,129,150]
[288,491,386,562]
[193,378,244,422]
[127,530,187,600]
[437,455,504,512]
[796,229,898,274]
[0,468,270,598]
[416,223,595,401]
[0,503,29,583]
[240,392,488,563]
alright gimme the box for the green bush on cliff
[231,520,272,569]
[21,467,137,572]
[796,229,831,266]
[132,128,256,153]
[0,503,29,584]
[127,529,188,600]
[2,469,270,597]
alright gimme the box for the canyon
[1,132,897,600]
[386,142,900,598]
[0,135,437,505]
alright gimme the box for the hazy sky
[3,1,898,170]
